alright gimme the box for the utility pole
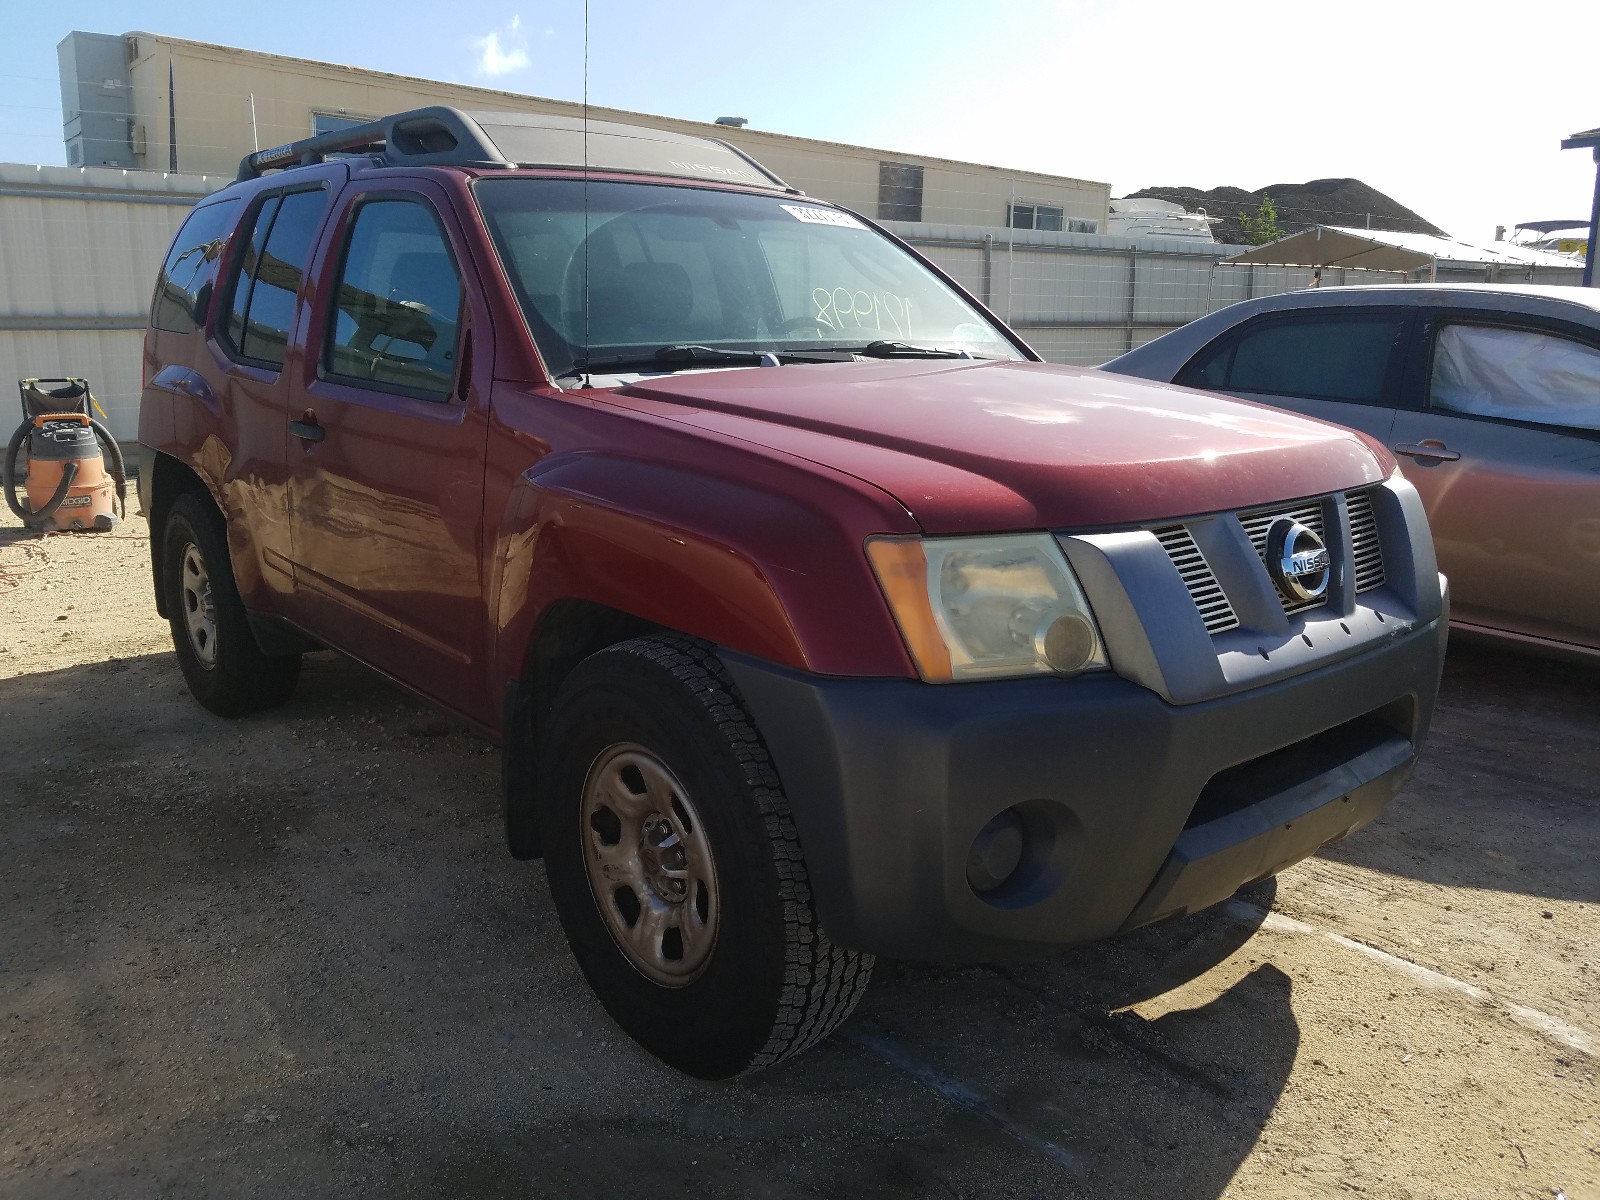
[1561,126,1600,287]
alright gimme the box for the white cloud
[473,16,530,77]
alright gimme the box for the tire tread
[611,635,874,1074]
[163,493,300,717]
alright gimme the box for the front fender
[489,452,919,685]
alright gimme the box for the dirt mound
[1125,178,1445,245]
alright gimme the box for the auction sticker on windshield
[781,204,867,230]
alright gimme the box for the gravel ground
[2,510,1596,1199]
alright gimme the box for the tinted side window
[225,196,280,354]
[239,190,329,366]
[326,200,462,400]
[1186,314,1408,405]
[151,199,239,334]
[222,189,329,368]
[1430,323,1600,432]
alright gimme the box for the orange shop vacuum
[4,377,126,532]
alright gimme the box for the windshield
[473,178,1024,380]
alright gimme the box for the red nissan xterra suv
[140,108,1447,1078]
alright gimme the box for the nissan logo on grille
[1266,517,1330,603]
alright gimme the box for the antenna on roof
[581,0,591,372]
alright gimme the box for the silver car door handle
[1393,442,1460,462]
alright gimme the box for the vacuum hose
[91,417,127,518]
[4,421,78,523]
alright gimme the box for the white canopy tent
[1222,225,1582,279]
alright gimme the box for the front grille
[1346,489,1386,593]
[1155,525,1239,634]
[1239,500,1328,616]
[1152,489,1389,636]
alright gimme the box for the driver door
[287,180,494,723]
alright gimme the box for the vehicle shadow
[1317,639,1599,903]
[3,652,1296,1199]
[799,885,1295,1199]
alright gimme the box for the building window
[312,112,370,137]
[1068,218,1099,234]
[1007,203,1064,232]
[878,162,924,223]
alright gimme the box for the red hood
[614,359,1390,533]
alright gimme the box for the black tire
[540,635,873,1078]
[162,493,300,717]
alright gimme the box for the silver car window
[1187,314,1406,405]
[1430,324,1600,432]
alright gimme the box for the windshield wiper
[858,340,973,359]
[559,345,778,379]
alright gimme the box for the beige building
[58,31,1109,234]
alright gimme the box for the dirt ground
[2,509,1596,1200]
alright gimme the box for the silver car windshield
[473,178,1023,380]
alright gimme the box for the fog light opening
[966,800,1069,908]
[967,808,1026,893]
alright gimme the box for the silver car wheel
[179,543,218,668]
[580,743,719,987]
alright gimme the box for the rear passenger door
[1176,308,1416,446]
[287,179,494,723]
[1389,313,1600,649]
[208,179,337,605]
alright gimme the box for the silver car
[1104,284,1600,661]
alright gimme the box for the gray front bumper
[724,611,1445,963]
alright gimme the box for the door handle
[289,412,325,443]
[1393,442,1459,463]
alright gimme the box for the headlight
[866,533,1108,683]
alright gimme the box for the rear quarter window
[150,199,240,334]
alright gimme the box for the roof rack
[235,105,798,193]
[237,107,509,180]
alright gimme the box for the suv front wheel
[540,635,873,1078]
[162,494,301,716]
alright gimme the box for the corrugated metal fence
[0,170,1589,440]
[0,164,226,440]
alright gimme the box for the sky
[1,0,1595,244]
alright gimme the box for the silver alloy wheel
[580,743,719,986]
[179,542,218,668]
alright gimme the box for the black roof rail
[236,106,511,181]
[235,105,799,194]
[707,137,799,195]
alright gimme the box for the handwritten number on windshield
[812,288,911,337]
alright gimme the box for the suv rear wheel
[162,494,301,716]
[541,635,873,1078]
